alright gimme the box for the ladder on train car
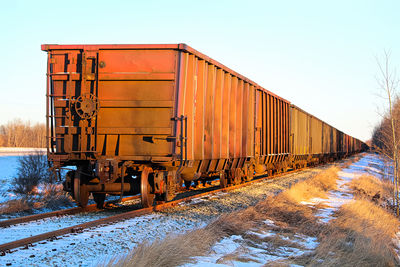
[46,50,99,157]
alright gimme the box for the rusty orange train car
[42,44,365,208]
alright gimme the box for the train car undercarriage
[58,151,353,208]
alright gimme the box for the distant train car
[42,43,366,208]
[290,105,351,168]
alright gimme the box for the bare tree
[0,119,46,148]
[373,50,400,215]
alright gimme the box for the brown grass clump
[348,175,393,206]
[307,199,400,267]
[341,155,360,169]
[0,198,31,214]
[107,228,219,267]
[282,166,339,203]
[0,184,74,215]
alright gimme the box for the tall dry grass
[107,228,218,267]
[307,199,400,267]
[0,198,31,214]
[105,167,340,266]
[281,166,339,203]
[348,175,393,207]
[0,184,73,215]
[341,155,361,169]
[291,174,400,266]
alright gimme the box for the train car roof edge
[41,43,290,104]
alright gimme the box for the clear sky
[1,0,399,141]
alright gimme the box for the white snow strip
[247,230,276,239]
[0,147,46,156]
[263,219,276,227]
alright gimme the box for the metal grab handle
[176,115,187,176]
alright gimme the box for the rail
[0,196,140,228]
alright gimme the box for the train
[41,43,366,208]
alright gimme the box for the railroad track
[0,196,140,228]
[0,166,314,254]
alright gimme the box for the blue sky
[1,0,399,141]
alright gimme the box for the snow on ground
[187,153,385,266]
[0,155,20,203]
[0,147,46,156]
[0,211,120,245]
[0,148,47,203]
[0,212,206,266]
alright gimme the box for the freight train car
[42,43,365,208]
[289,105,358,168]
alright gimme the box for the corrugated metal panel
[310,117,323,154]
[290,105,310,155]
[179,51,258,162]
[255,91,290,157]
[322,123,331,154]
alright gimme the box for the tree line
[372,98,400,156]
[0,119,46,148]
[371,51,400,215]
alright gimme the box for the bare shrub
[13,151,52,194]
[1,152,74,214]
[40,184,74,210]
[309,199,400,266]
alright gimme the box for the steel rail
[0,196,140,228]
[0,165,319,254]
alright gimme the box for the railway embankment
[0,158,338,266]
[108,153,400,267]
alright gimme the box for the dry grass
[106,228,219,267]
[106,167,341,267]
[0,183,73,215]
[40,184,74,210]
[348,175,393,207]
[304,199,400,267]
[0,198,31,214]
[341,155,361,169]
[281,166,339,203]
[291,172,400,266]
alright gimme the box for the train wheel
[219,171,228,188]
[141,167,155,208]
[73,174,89,208]
[93,193,106,209]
